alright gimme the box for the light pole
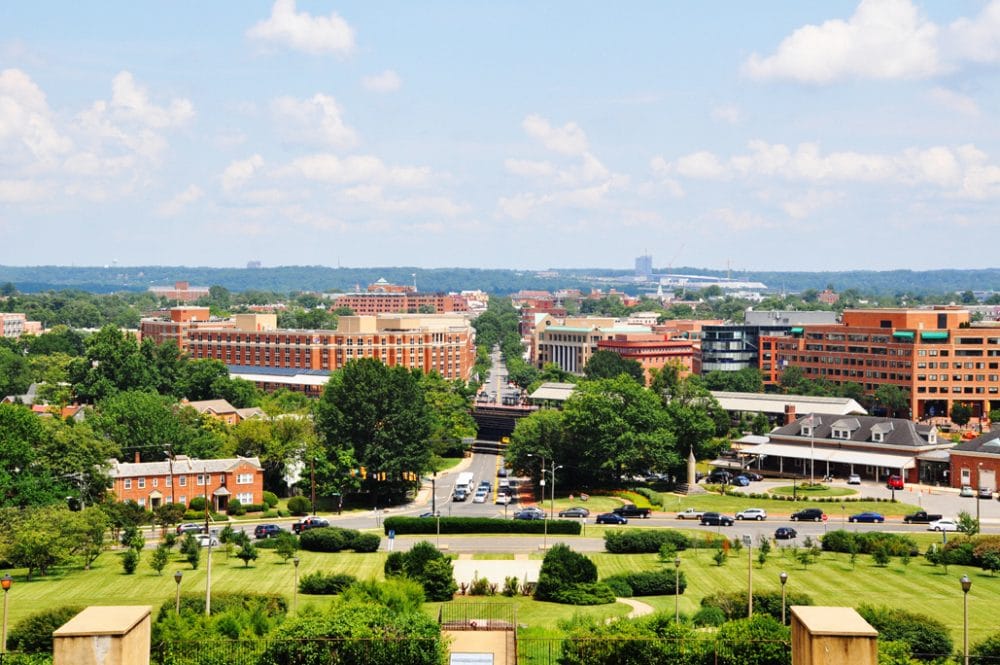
[779,572,788,625]
[203,464,212,617]
[962,575,972,665]
[808,414,816,485]
[1,574,11,654]
[550,465,564,520]
[163,449,175,505]
[977,464,983,525]
[173,570,183,615]
[744,534,753,617]
[528,454,548,549]
[293,557,301,614]
[674,558,681,624]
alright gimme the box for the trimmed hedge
[383,516,581,535]
[603,569,687,596]
[821,530,917,556]
[633,487,664,508]
[299,572,357,595]
[701,590,813,622]
[858,604,953,660]
[156,592,287,622]
[352,533,381,553]
[9,606,84,653]
[299,527,378,553]
[604,529,690,554]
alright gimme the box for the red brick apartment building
[147,281,211,303]
[139,307,237,351]
[107,454,264,511]
[327,278,470,316]
[597,334,695,385]
[762,307,1000,421]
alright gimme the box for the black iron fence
[438,602,517,631]
[153,637,444,665]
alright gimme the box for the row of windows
[917,386,997,394]
[122,473,256,490]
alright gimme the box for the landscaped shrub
[973,632,1000,663]
[286,495,311,516]
[242,503,266,513]
[692,606,727,627]
[715,615,790,665]
[351,532,381,552]
[155,592,288,622]
[189,496,206,511]
[384,541,457,602]
[299,527,358,552]
[821,530,916,556]
[603,569,686,596]
[226,499,245,516]
[382,516,581,535]
[603,576,633,597]
[857,605,953,660]
[262,491,279,507]
[942,540,976,566]
[548,582,616,605]
[634,487,664,507]
[535,544,614,605]
[299,572,357,595]
[701,590,813,621]
[121,548,140,574]
[604,529,690,553]
[8,606,83,653]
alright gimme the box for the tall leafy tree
[421,372,477,457]
[69,325,153,402]
[315,359,432,494]
[0,404,62,507]
[0,346,32,397]
[583,350,645,383]
[92,391,190,462]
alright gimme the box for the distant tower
[412,273,417,292]
[635,254,653,277]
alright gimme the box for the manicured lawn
[770,485,858,498]
[658,492,919,517]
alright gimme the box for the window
[138,478,146,489]
[179,476,187,487]
[124,478,132,490]
[237,473,254,484]
[165,476,171,487]
[237,493,254,505]
[872,432,884,443]
[178,496,186,505]
[152,478,158,487]
[197,474,206,486]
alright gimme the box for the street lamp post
[962,575,972,665]
[550,465,564,520]
[163,449,175,505]
[779,572,788,625]
[528,454,548,549]
[1,574,11,654]
[674,558,681,624]
[173,570,183,615]
[293,557,301,614]
[808,413,816,485]
[744,535,753,617]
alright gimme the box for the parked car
[176,523,205,535]
[960,485,975,498]
[742,471,764,481]
[731,475,751,487]
[979,487,993,499]
[790,508,827,522]
[196,534,220,548]
[513,507,545,520]
[735,508,767,521]
[774,527,798,540]
[886,475,905,490]
[928,518,960,532]
[847,473,862,485]
[699,512,734,526]
[613,504,652,518]
[596,512,628,525]
[292,516,330,534]
[497,466,508,478]
[848,512,885,523]
[707,470,732,484]
[558,507,590,518]
[903,511,942,524]
[676,508,705,520]
[253,524,282,539]
[452,489,468,502]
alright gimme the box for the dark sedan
[774,527,797,540]
[848,512,885,523]
[699,512,734,526]
[558,507,590,518]
[596,512,628,525]
[253,524,282,539]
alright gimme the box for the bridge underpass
[471,404,536,442]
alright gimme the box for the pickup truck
[675,508,705,520]
[902,511,943,524]
[292,516,330,534]
[613,504,652,518]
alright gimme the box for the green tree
[181,533,201,569]
[179,359,230,401]
[68,325,153,402]
[0,403,60,507]
[951,403,973,427]
[91,391,188,462]
[150,543,171,575]
[583,350,645,383]
[273,531,299,562]
[0,346,32,397]
[421,372,477,457]
[384,541,456,602]
[874,384,910,418]
[957,510,980,536]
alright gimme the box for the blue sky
[2,1,1000,271]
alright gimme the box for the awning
[148,490,163,499]
[892,331,914,340]
[790,327,804,334]
[741,442,916,470]
[916,449,951,462]
[921,331,949,340]
[212,486,231,496]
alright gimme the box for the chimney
[134,451,141,464]
[784,404,796,425]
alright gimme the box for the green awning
[790,327,804,334]
[892,331,915,339]
[921,331,949,340]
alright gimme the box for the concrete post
[791,606,877,665]
[53,606,151,665]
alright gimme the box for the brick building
[139,307,236,351]
[1,313,42,338]
[950,431,1000,492]
[107,454,264,510]
[764,307,1000,421]
[596,334,695,385]
[148,281,211,303]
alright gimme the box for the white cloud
[362,69,401,93]
[272,94,358,149]
[711,207,777,231]
[711,104,742,124]
[504,158,556,178]
[247,0,355,55]
[0,179,49,203]
[221,154,264,192]
[108,71,194,128]
[947,0,1000,64]
[0,68,73,162]
[744,0,941,83]
[674,151,728,179]
[780,190,843,219]
[928,87,980,116]
[289,153,431,187]
[157,184,203,217]
[522,114,589,156]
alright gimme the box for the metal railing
[154,637,444,665]
[517,637,792,665]
[438,602,517,631]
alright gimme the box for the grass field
[10,533,998,645]
[770,485,858,497]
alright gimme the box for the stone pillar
[687,446,697,486]
[53,606,151,665]
[791,606,877,665]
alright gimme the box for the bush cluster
[535,544,614,605]
[382,516,581,535]
[633,487,664,507]
[156,592,288,622]
[701,590,813,622]
[299,527,380,553]
[8,606,83,653]
[857,605,952,660]
[299,572,357,595]
[262,491,279,508]
[604,529,690,554]
[821,530,917,556]
[287,496,311,516]
[603,569,686,597]
[227,499,245,516]
[384,541,456,602]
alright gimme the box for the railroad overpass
[471,404,536,442]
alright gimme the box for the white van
[455,471,475,494]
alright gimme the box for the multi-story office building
[327,278,470,316]
[700,310,838,374]
[765,307,1000,421]
[1,313,42,338]
[596,334,695,385]
[148,281,211,303]
[139,307,237,351]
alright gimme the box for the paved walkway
[608,598,656,623]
